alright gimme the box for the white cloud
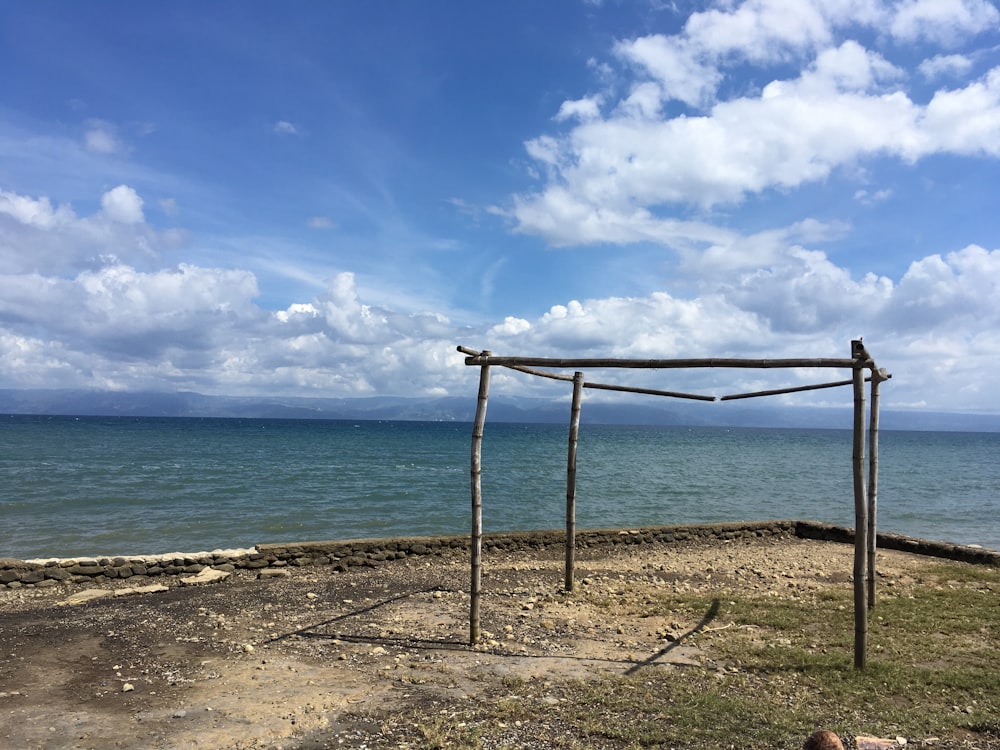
[918,67,1000,157]
[0,187,163,274]
[275,302,320,323]
[0,190,74,229]
[854,188,892,204]
[2,185,999,409]
[101,185,145,224]
[554,96,603,122]
[890,0,999,45]
[919,54,975,80]
[273,120,300,136]
[614,36,720,108]
[683,0,833,64]
[84,119,125,154]
[515,28,1000,244]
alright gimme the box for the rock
[258,568,290,579]
[60,589,112,606]
[855,736,900,750]
[122,683,135,693]
[179,567,232,586]
[114,584,169,597]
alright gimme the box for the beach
[2,526,997,749]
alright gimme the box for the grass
[380,558,1000,749]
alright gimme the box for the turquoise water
[1,415,998,559]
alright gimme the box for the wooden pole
[867,368,887,610]
[469,352,491,645]
[565,372,584,592]
[463,354,858,370]
[851,340,869,669]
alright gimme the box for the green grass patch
[380,560,1000,749]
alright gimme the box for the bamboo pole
[565,372,584,592]
[469,352,491,645]
[500,363,716,401]
[851,340,869,670]
[464,355,858,370]
[867,368,887,610]
[721,376,872,401]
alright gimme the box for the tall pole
[851,340,869,669]
[469,352,491,645]
[867,368,886,610]
[565,372,584,592]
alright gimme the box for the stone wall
[2,519,996,589]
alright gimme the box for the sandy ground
[0,535,964,749]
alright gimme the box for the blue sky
[1,0,999,414]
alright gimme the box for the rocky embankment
[3,519,997,590]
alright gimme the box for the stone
[60,589,112,606]
[19,570,45,584]
[113,584,169,597]
[855,737,903,750]
[180,567,231,586]
[258,568,290,579]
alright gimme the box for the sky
[1,0,999,416]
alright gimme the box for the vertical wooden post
[469,352,491,645]
[866,368,886,610]
[851,340,869,669]
[565,372,584,592]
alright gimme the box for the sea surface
[2,415,998,559]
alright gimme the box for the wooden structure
[459,341,890,669]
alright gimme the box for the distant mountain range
[2,388,998,432]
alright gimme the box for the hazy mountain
[1,388,998,432]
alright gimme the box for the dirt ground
[0,535,961,749]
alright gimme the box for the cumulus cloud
[0,190,74,229]
[513,1,1000,245]
[890,0,999,46]
[554,96,603,122]
[0,187,163,274]
[2,181,1000,410]
[919,53,974,80]
[101,185,145,224]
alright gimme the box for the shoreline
[4,519,998,591]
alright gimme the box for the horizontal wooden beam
[464,353,859,370]
[502,363,715,401]
[583,381,716,402]
[721,377,863,401]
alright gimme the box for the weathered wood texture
[565,372,584,592]
[464,354,858,369]
[851,340,869,669]
[469,353,491,644]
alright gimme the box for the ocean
[2,415,998,560]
